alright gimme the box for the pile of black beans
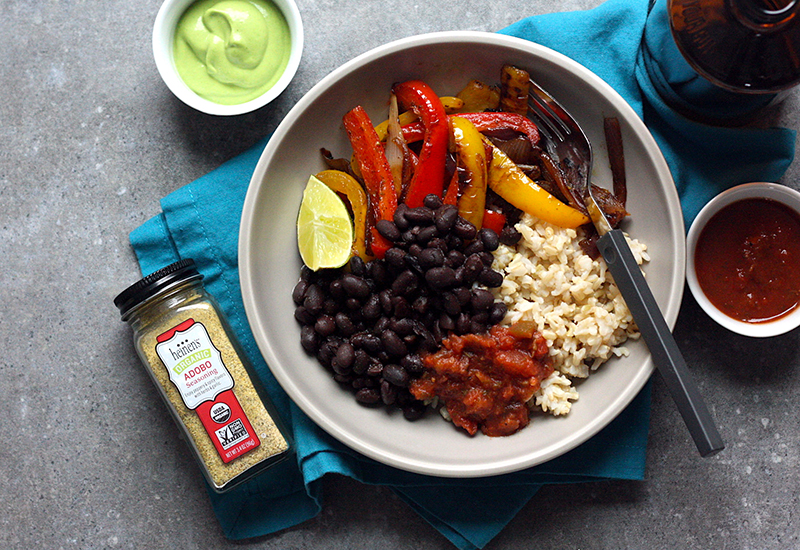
[292,194,511,420]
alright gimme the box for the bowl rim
[151,0,304,116]
[239,30,684,477]
[686,181,800,338]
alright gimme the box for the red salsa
[409,323,552,437]
[694,197,800,323]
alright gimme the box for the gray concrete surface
[3,0,800,548]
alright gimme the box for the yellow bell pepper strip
[342,106,398,258]
[484,136,590,229]
[392,80,449,208]
[451,115,488,229]
[314,169,371,261]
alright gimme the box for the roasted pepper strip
[342,106,397,258]
[314,169,370,261]
[456,112,539,146]
[451,115,488,229]
[484,136,590,228]
[373,96,466,141]
[401,112,540,148]
[482,209,506,234]
[392,80,449,207]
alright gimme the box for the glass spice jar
[114,258,292,493]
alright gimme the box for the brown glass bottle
[669,0,800,94]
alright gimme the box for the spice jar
[114,258,292,492]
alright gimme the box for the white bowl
[238,31,684,477]
[686,182,800,338]
[152,0,303,116]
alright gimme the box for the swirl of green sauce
[174,0,291,105]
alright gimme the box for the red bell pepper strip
[443,168,459,206]
[482,209,507,235]
[402,112,540,148]
[342,105,397,258]
[392,80,449,208]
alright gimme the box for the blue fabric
[128,0,795,548]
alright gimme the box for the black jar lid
[114,258,203,318]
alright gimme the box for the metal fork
[527,78,724,457]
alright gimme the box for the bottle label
[156,319,260,463]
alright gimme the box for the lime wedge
[297,175,354,271]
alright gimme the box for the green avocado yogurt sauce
[173,0,291,105]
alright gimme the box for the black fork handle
[597,229,725,457]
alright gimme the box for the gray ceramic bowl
[239,31,684,477]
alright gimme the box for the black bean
[425,266,457,289]
[366,361,383,377]
[479,227,500,251]
[334,341,354,365]
[423,194,443,210]
[403,251,423,275]
[402,401,427,420]
[323,298,339,316]
[463,239,484,256]
[379,289,393,314]
[391,296,412,319]
[314,314,337,336]
[412,295,430,315]
[463,253,484,282]
[292,279,308,305]
[380,379,397,405]
[443,292,461,316]
[472,311,489,324]
[500,225,522,245]
[300,265,314,281]
[300,325,318,354]
[417,225,439,244]
[341,273,371,299]
[376,219,402,242]
[381,329,407,357]
[362,294,381,320]
[439,313,456,332]
[445,249,465,268]
[392,270,418,295]
[453,217,477,240]
[479,251,495,266]
[373,316,391,335]
[384,247,406,269]
[335,312,357,336]
[356,388,381,404]
[349,255,367,276]
[456,313,472,334]
[294,306,316,325]
[367,259,389,285]
[418,247,445,269]
[401,353,425,374]
[454,287,472,306]
[329,279,345,300]
[346,297,362,310]
[303,284,324,314]
[471,288,495,311]
[391,317,415,335]
[353,350,371,374]
[447,234,463,250]
[393,203,410,230]
[488,302,508,325]
[361,333,383,353]
[434,204,458,232]
[383,364,409,387]
[406,206,435,225]
[427,237,448,252]
[478,267,504,288]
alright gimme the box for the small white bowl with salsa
[153,0,303,116]
[686,182,800,337]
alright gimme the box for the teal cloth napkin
[128,0,795,548]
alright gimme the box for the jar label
[156,319,260,463]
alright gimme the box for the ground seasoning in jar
[114,258,291,492]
